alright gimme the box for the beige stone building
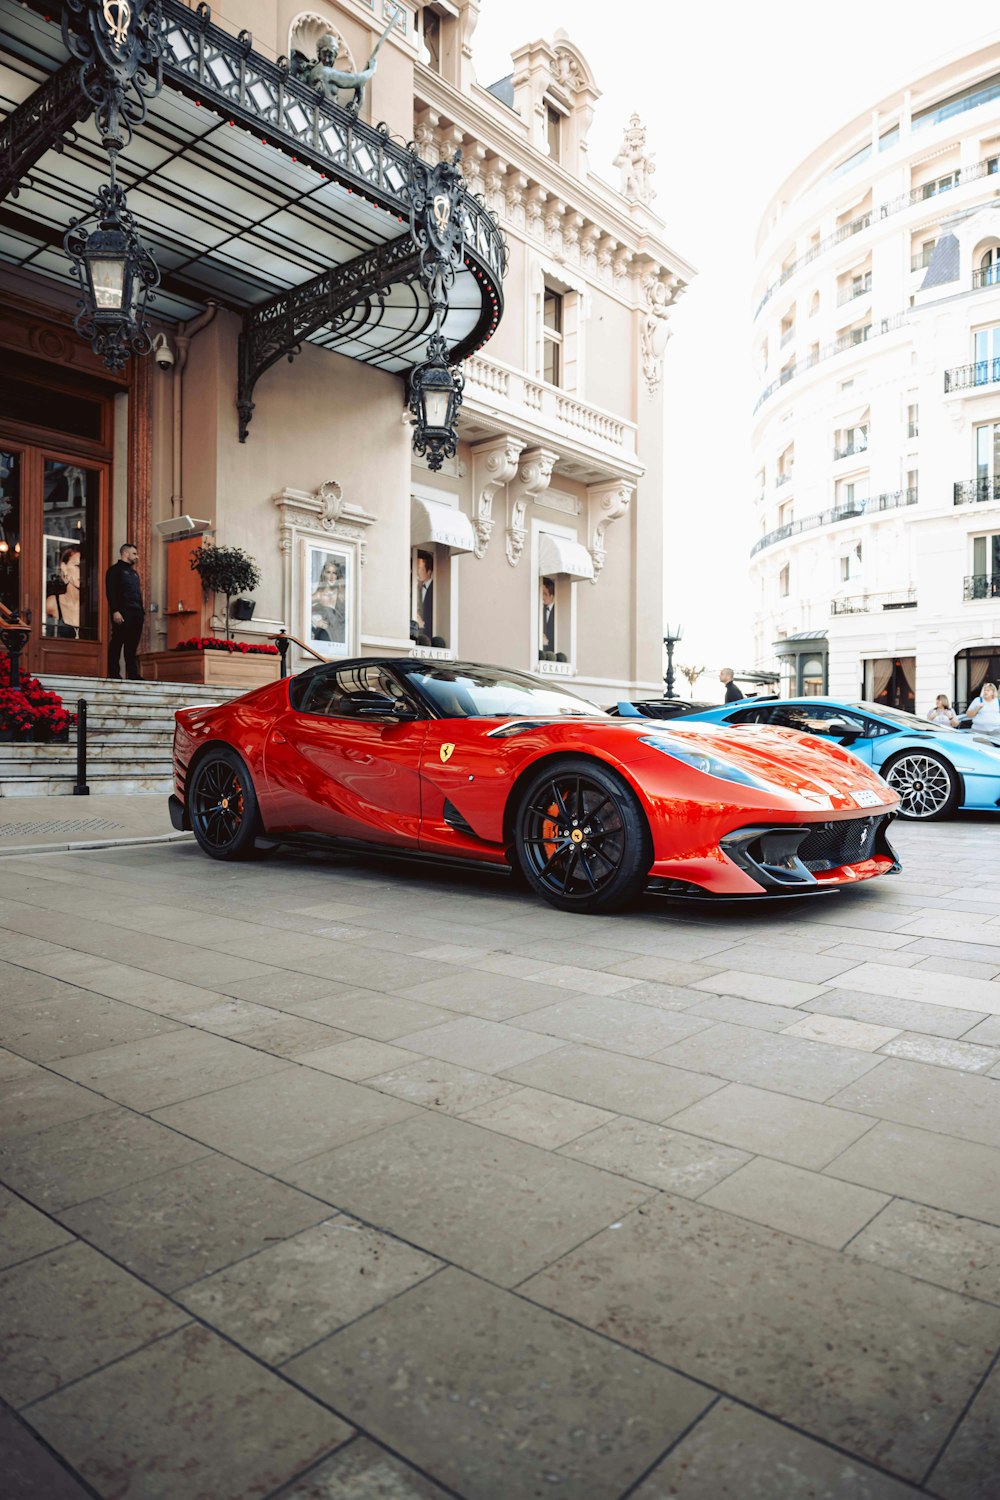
[0,0,692,700]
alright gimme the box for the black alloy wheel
[188,747,262,860]
[882,751,960,821]
[514,756,651,913]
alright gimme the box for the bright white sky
[473,0,995,694]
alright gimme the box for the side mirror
[826,722,860,744]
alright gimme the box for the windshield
[852,702,950,733]
[406,665,606,719]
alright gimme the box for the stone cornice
[413,69,696,289]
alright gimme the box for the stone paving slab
[2,824,1000,1497]
[519,1192,1000,1482]
[285,1267,710,1500]
[27,1323,351,1500]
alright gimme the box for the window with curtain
[864,657,915,712]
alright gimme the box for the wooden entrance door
[0,352,115,678]
[0,445,111,677]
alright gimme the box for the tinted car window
[725,707,774,725]
[770,706,867,735]
[294,664,414,718]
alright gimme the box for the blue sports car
[645,697,1000,820]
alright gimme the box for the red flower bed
[175,636,279,656]
[0,658,75,739]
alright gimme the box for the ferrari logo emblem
[570,828,584,843]
[439,743,455,763]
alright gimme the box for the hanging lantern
[408,330,464,472]
[63,176,159,373]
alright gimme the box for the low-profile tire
[187,746,264,860]
[513,756,651,913]
[881,750,961,821]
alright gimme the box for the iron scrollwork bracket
[62,0,166,153]
[0,61,88,204]
[408,151,466,318]
[237,235,420,440]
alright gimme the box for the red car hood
[624,720,896,811]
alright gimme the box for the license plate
[852,788,881,807]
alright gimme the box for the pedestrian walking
[105,542,145,681]
[719,667,744,703]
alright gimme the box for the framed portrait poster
[302,540,354,657]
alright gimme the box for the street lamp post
[663,621,684,699]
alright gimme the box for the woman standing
[927,695,959,727]
[966,681,1000,733]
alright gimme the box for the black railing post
[73,698,89,796]
[275,631,290,678]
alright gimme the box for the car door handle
[273,732,287,744]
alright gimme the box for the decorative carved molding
[470,435,525,559]
[587,478,633,579]
[640,272,681,397]
[508,446,557,567]
[273,480,377,562]
[288,13,356,73]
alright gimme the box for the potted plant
[189,544,261,641]
[140,543,279,686]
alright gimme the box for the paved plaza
[1,819,1000,1498]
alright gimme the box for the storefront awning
[0,0,506,437]
[539,532,594,580]
[410,496,476,554]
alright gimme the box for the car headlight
[638,736,771,790]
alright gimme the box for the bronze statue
[292,9,402,116]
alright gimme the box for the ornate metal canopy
[0,0,506,435]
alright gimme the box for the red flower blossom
[175,637,278,655]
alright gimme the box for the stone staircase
[0,676,247,797]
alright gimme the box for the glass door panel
[0,450,22,618]
[42,460,100,642]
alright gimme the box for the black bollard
[73,698,90,796]
[275,632,290,678]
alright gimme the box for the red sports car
[169,658,901,913]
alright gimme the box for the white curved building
[750,37,1000,714]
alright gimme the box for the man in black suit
[719,667,744,703]
[541,576,556,654]
[105,542,144,680]
[415,549,434,638]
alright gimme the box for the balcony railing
[944,358,1000,392]
[911,247,936,272]
[755,314,907,413]
[955,475,1000,505]
[755,157,1000,324]
[780,325,796,347]
[833,437,868,461]
[837,278,872,305]
[750,487,918,556]
[775,471,794,487]
[831,589,917,615]
[972,266,1000,289]
[462,354,635,454]
[965,574,1000,600]
[755,212,871,318]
